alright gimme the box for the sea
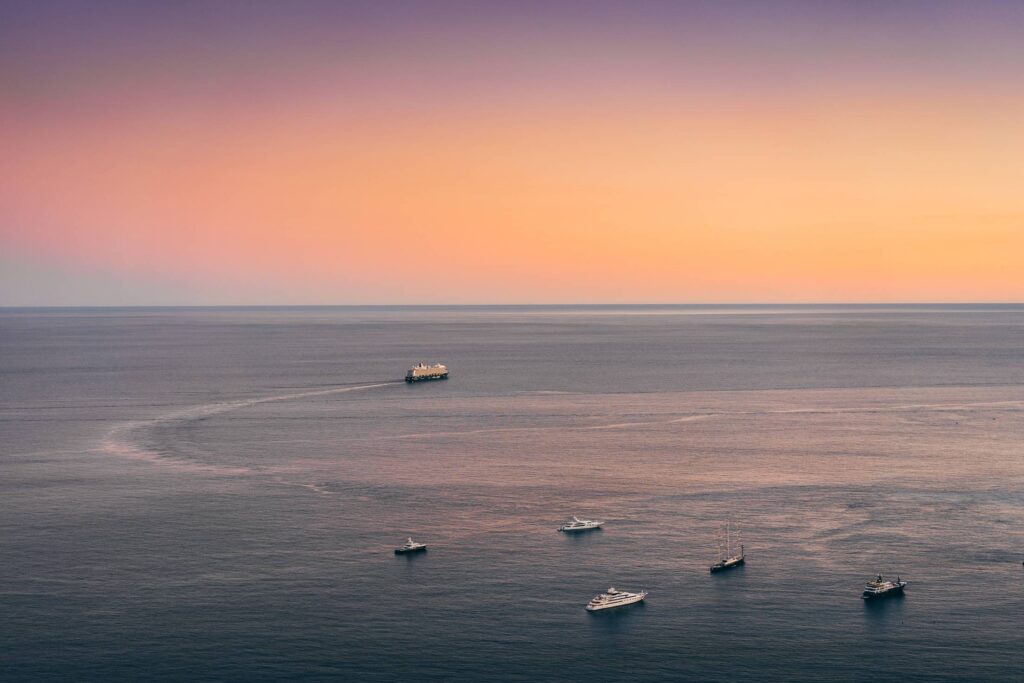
[1,305,1022,682]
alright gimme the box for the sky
[1,0,1022,305]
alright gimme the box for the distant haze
[2,1,1023,305]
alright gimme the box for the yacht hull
[405,374,448,383]
[394,546,427,555]
[586,595,646,611]
[709,557,745,573]
[862,584,906,600]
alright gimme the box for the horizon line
[2,302,1022,310]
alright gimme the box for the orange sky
[2,2,1023,304]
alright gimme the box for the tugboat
[557,515,603,532]
[405,363,449,382]
[585,587,648,612]
[394,537,427,554]
[862,574,907,600]
[710,521,745,573]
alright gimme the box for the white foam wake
[100,382,397,475]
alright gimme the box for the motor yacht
[394,537,427,554]
[862,574,907,599]
[585,587,647,611]
[557,516,603,532]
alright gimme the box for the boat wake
[274,480,336,495]
[100,382,398,475]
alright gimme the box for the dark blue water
[2,305,1022,681]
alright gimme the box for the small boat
[557,515,603,532]
[394,537,427,554]
[585,587,648,612]
[862,574,907,600]
[710,521,745,573]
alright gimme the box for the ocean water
[1,305,1022,682]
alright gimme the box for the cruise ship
[557,516,603,532]
[862,574,907,600]
[394,537,427,554]
[585,587,648,612]
[405,362,449,382]
[709,521,745,573]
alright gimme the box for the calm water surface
[2,305,1022,681]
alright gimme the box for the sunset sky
[2,1,1022,304]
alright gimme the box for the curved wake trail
[100,381,399,475]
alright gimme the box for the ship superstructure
[405,362,449,382]
[557,516,603,532]
[862,574,906,599]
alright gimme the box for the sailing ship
[710,521,745,573]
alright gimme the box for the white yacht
[557,516,603,532]
[862,574,907,600]
[585,587,648,612]
[394,537,427,554]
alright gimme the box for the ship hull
[586,595,646,611]
[394,546,427,555]
[862,584,905,600]
[405,374,449,383]
[558,524,602,532]
[709,557,745,573]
